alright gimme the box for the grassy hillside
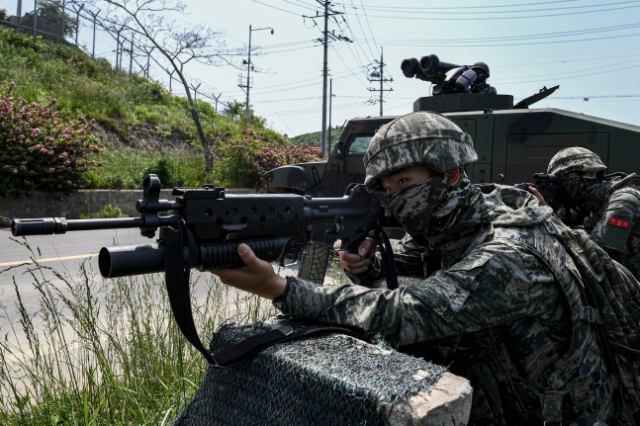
[291,126,343,147]
[0,24,311,189]
[0,24,265,139]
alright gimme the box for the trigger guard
[280,252,301,268]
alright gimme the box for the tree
[38,0,78,37]
[222,100,245,118]
[89,0,241,173]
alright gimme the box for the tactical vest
[450,220,618,425]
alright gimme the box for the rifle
[11,174,399,364]
[514,173,563,212]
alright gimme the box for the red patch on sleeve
[609,217,631,229]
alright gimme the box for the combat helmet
[364,111,478,191]
[471,61,490,78]
[547,147,607,177]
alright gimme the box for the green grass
[79,204,128,219]
[0,24,297,188]
[0,237,277,425]
[83,149,223,189]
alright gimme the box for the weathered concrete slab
[170,320,472,426]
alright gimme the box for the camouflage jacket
[471,82,497,95]
[584,174,640,281]
[274,185,616,425]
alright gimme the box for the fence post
[16,0,22,27]
[91,10,100,58]
[74,4,84,47]
[32,0,37,36]
[129,35,134,74]
[115,35,120,69]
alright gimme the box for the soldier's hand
[528,186,548,206]
[339,237,377,275]
[212,243,287,300]
[556,206,567,221]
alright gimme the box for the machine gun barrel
[12,216,180,236]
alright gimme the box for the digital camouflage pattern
[274,185,617,425]
[470,62,497,94]
[470,83,497,95]
[363,112,477,191]
[547,147,607,177]
[584,174,640,281]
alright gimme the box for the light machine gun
[11,175,399,364]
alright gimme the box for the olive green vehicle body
[261,93,640,196]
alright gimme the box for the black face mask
[561,176,602,208]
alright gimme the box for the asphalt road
[0,226,302,358]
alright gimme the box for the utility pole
[321,1,329,157]
[304,2,350,157]
[368,47,393,116]
[241,24,274,126]
[328,78,333,156]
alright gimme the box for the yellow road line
[0,253,98,267]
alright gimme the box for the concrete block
[170,320,472,426]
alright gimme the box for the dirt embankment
[91,122,193,153]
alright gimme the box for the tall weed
[0,238,276,425]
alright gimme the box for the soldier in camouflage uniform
[547,147,640,281]
[470,62,497,95]
[214,112,621,425]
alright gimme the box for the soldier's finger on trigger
[340,251,363,263]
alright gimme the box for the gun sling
[165,223,371,367]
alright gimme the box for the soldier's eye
[397,178,409,185]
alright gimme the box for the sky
[11,0,640,138]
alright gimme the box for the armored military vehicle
[261,55,640,282]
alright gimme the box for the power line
[349,0,579,11]
[344,2,640,21]
[355,0,638,14]
[496,63,640,85]
[348,0,375,58]
[358,0,378,53]
[494,58,640,82]
[250,0,302,16]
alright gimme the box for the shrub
[0,82,100,196]
[145,155,186,187]
[79,203,128,219]
[221,129,321,188]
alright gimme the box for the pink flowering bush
[221,128,321,188]
[0,82,100,196]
